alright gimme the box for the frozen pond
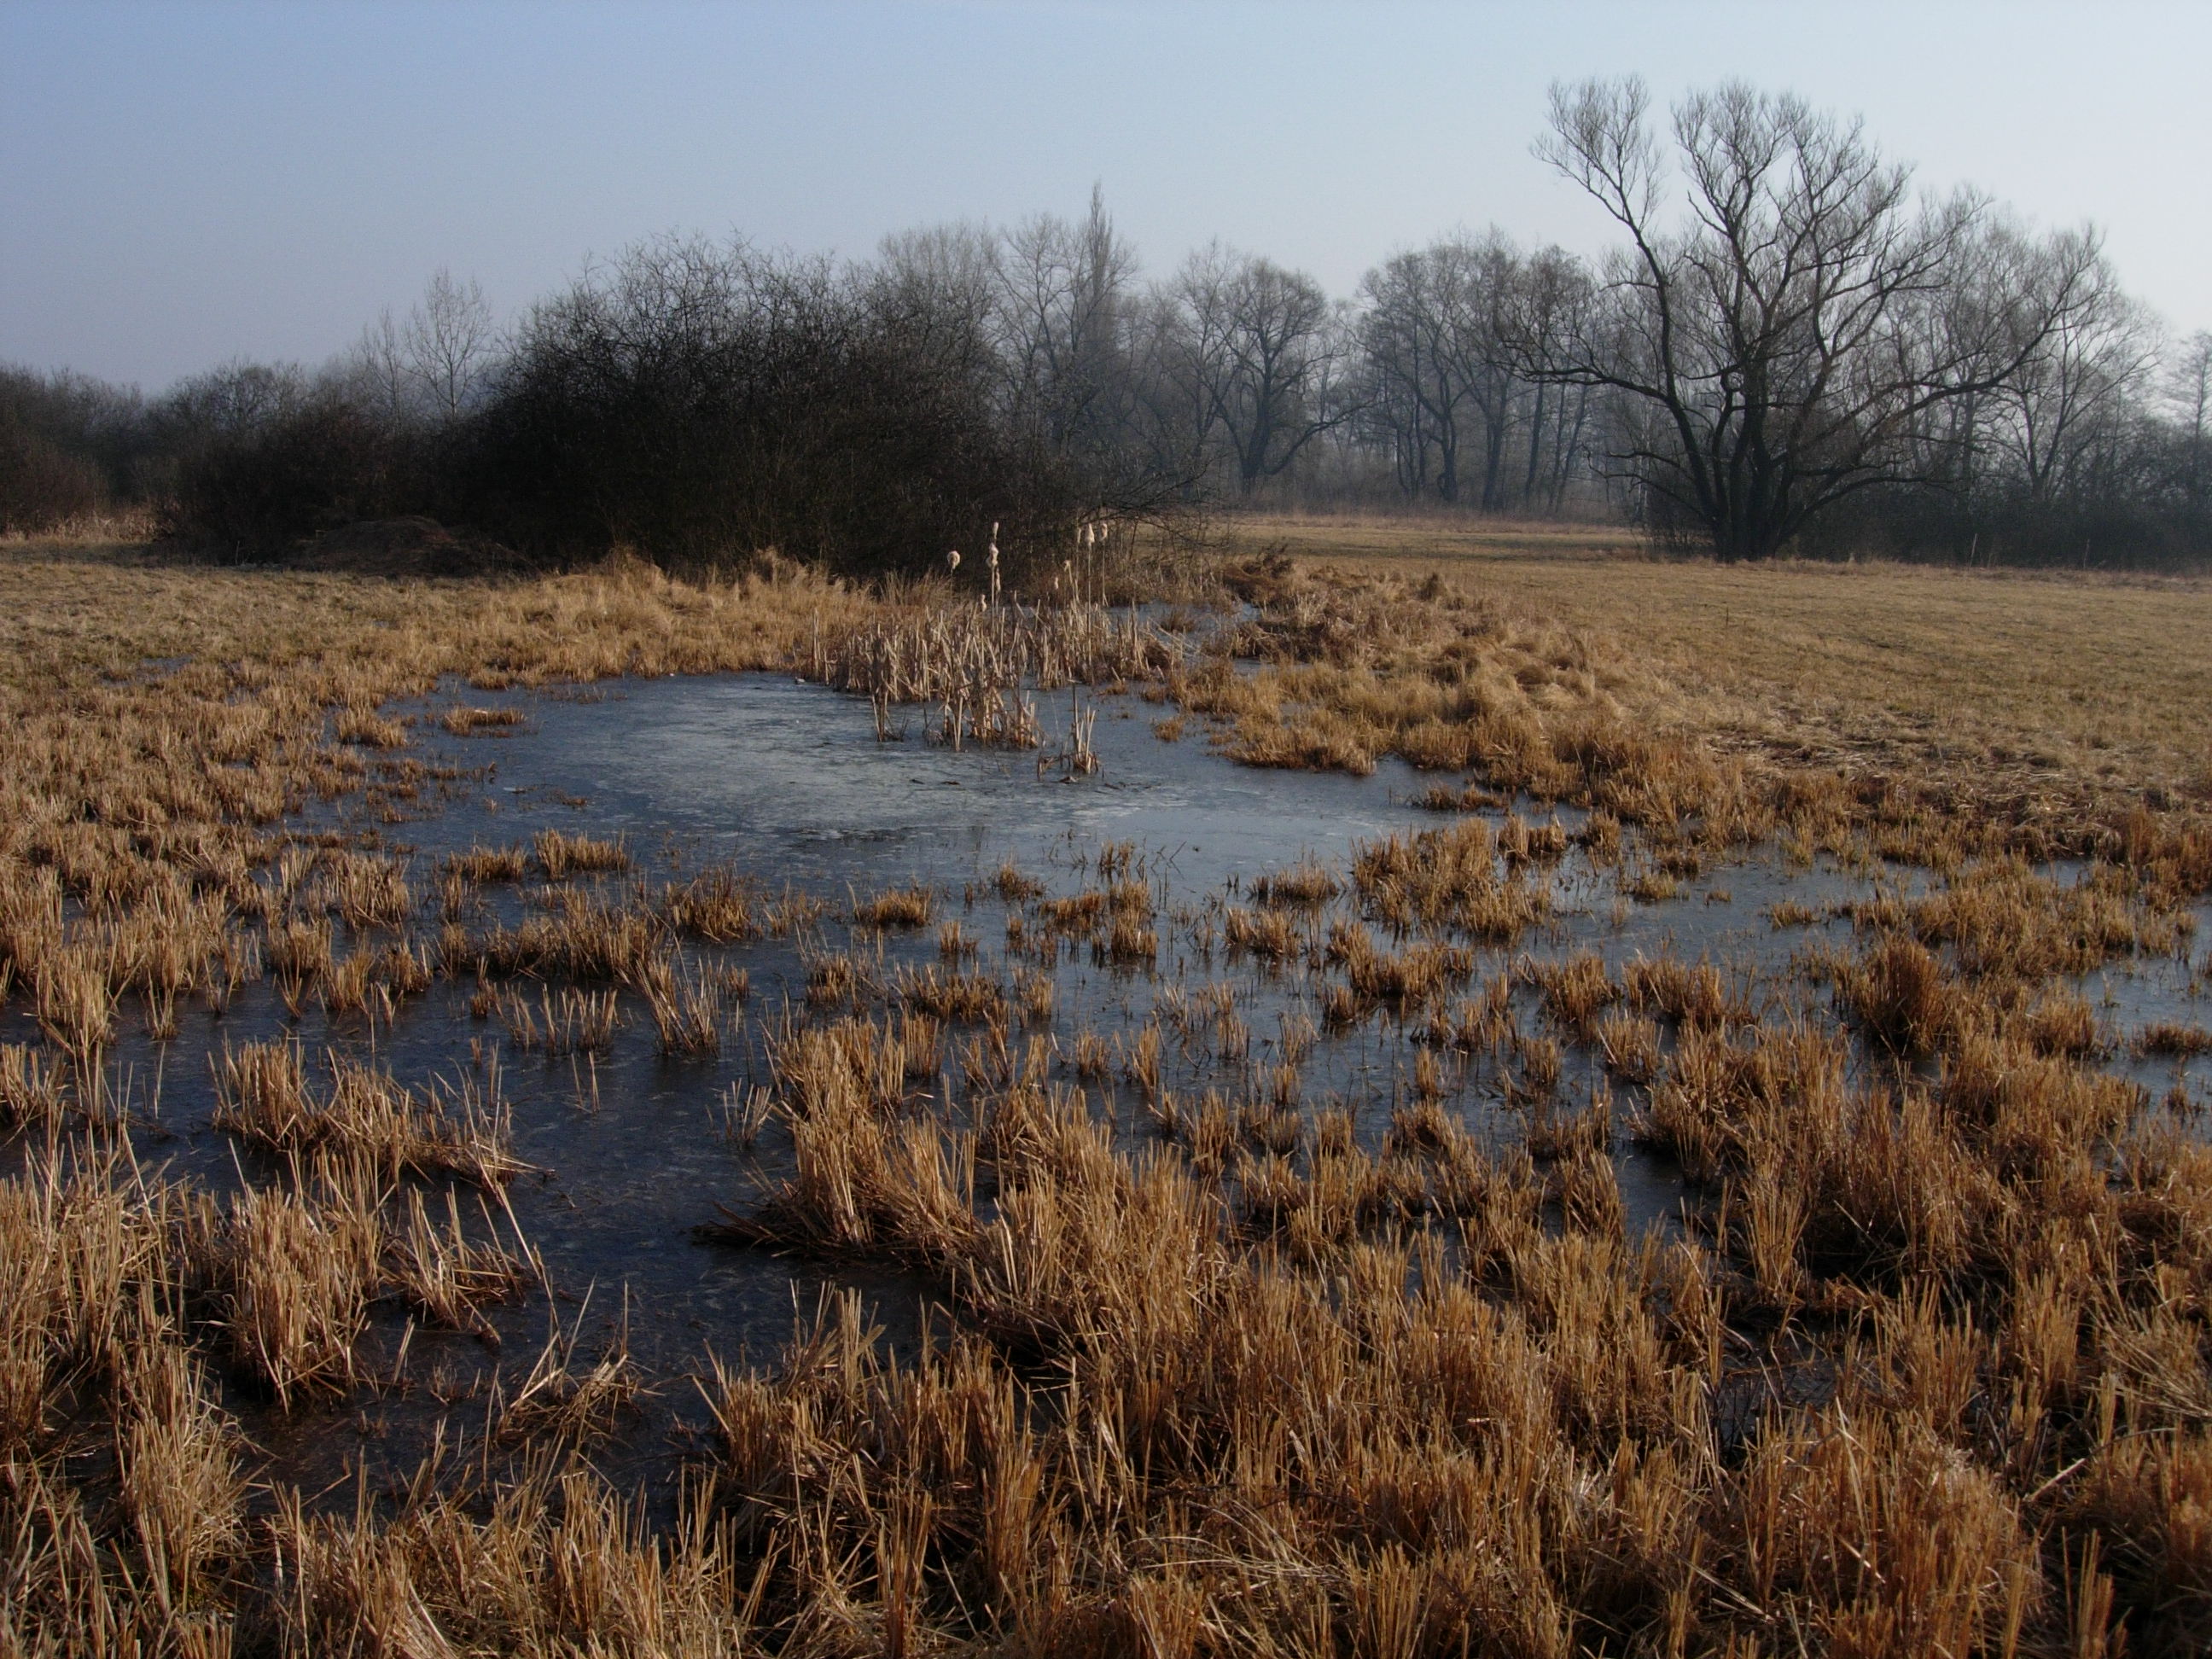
[9,667,2207,1505]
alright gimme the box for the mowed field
[1223,513,2212,806]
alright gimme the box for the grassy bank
[1222,512,2212,812]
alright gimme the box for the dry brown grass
[893,963,1008,1025]
[440,702,527,736]
[1225,510,2212,817]
[6,533,2212,1652]
[531,826,629,879]
[212,1040,522,1185]
[853,882,934,928]
[497,982,620,1053]
[1353,818,1552,941]
[657,863,762,941]
[1222,902,1303,963]
[1249,855,1340,906]
[1159,556,2210,1098]
[693,984,2201,1650]
[635,951,728,1054]
[2140,1021,2212,1058]
[814,594,1184,755]
[1524,950,1620,1041]
[384,1185,537,1332]
[440,841,531,883]
[212,1176,381,1402]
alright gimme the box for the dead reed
[814,596,1185,756]
[531,826,630,879]
[384,1185,536,1331]
[636,952,727,1054]
[658,864,761,940]
[440,703,527,736]
[497,983,620,1053]
[853,883,934,928]
[440,841,531,883]
[213,1041,523,1185]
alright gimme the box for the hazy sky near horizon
[4,1,2208,389]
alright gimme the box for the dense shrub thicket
[0,366,140,533]
[446,242,1074,574]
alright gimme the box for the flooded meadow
[8,555,2212,1654]
[20,655,2210,1498]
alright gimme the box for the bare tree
[993,185,1138,466]
[1509,245,1598,511]
[1986,234,2153,507]
[1533,78,2098,560]
[1358,239,1478,501]
[868,222,1001,389]
[405,268,495,422]
[1357,232,1596,512]
[341,308,415,428]
[1147,243,1237,467]
[1433,232,1534,511]
[152,359,307,443]
[2168,330,2212,512]
[1175,247,1353,494]
[1119,246,1226,492]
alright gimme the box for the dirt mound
[291,516,523,577]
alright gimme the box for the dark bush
[0,364,156,532]
[445,238,1078,573]
[160,399,411,561]
[0,415,103,533]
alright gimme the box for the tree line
[3,79,2206,570]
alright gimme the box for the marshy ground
[3,526,2211,1656]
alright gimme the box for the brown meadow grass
[1,531,2210,1651]
[1223,511,2212,817]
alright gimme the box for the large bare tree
[2164,330,2211,514]
[1358,233,1595,512]
[1173,246,1352,494]
[993,185,1138,467]
[1358,236,1491,504]
[1985,232,2153,509]
[1534,78,2098,560]
[866,221,1001,392]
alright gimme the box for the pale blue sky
[3,1,2206,387]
